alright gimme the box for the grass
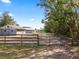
[1,45,79,59]
[0,45,46,59]
[0,52,17,59]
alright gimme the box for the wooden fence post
[48,36,50,46]
[4,35,6,45]
[21,34,23,47]
[37,34,39,46]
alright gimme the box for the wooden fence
[0,33,71,46]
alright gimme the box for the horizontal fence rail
[0,33,72,46]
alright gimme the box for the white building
[0,25,35,35]
[0,25,26,35]
[23,27,35,33]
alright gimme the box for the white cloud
[31,18,35,21]
[9,13,13,16]
[0,12,2,15]
[1,0,11,4]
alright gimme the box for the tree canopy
[0,12,17,27]
[39,0,79,43]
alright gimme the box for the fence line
[0,33,71,46]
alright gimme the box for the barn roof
[0,25,25,30]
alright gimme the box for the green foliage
[0,12,17,27]
[39,0,79,41]
[37,28,45,33]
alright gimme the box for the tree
[39,0,79,44]
[0,12,17,27]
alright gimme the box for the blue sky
[0,0,44,29]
